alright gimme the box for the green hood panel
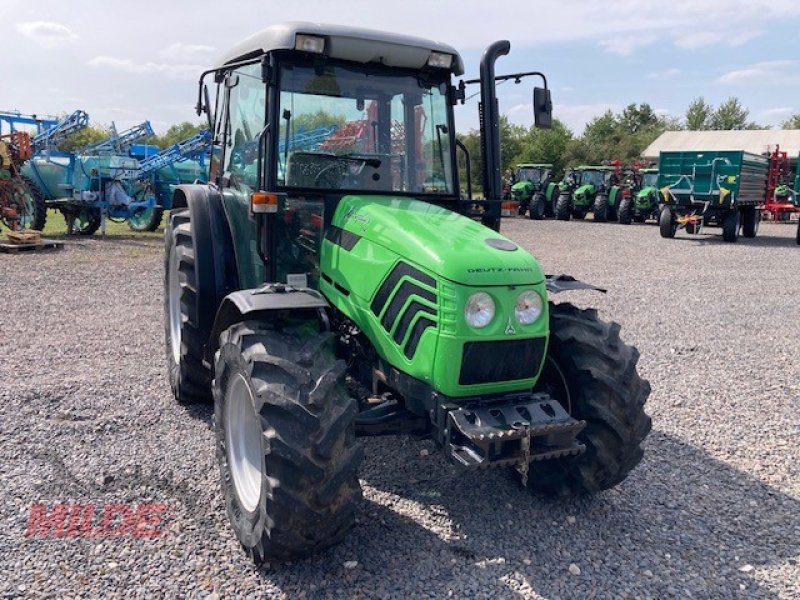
[332,196,544,287]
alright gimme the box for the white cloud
[757,107,795,125]
[599,34,658,57]
[717,60,794,85]
[159,42,215,62]
[87,56,202,80]
[16,21,78,47]
[647,68,681,79]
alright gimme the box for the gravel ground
[1,221,798,599]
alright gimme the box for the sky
[2,0,800,136]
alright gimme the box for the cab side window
[223,63,266,191]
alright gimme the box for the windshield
[277,61,453,195]
[642,172,658,187]
[516,167,541,184]
[580,170,606,187]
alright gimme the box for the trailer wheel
[214,322,363,562]
[659,208,676,238]
[722,210,740,243]
[618,197,633,225]
[525,303,651,496]
[529,194,546,220]
[64,208,101,236]
[20,176,47,231]
[129,203,165,232]
[741,206,759,238]
[592,194,609,222]
[555,194,571,221]
[164,209,212,403]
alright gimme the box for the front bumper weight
[444,393,586,469]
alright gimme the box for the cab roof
[217,21,465,75]
[516,163,553,168]
[574,165,616,171]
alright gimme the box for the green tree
[150,122,206,149]
[58,124,110,152]
[293,110,346,132]
[619,103,659,134]
[511,119,573,174]
[685,97,712,130]
[708,97,757,130]
[781,114,800,129]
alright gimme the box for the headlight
[465,292,495,328]
[515,291,543,325]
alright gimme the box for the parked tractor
[510,163,556,219]
[658,150,766,242]
[165,22,651,562]
[555,165,622,222]
[619,167,660,224]
[0,131,44,231]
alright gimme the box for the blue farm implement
[21,113,210,235]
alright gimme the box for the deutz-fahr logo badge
[505,318,516,335]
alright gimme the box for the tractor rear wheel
[722,210,740,243]
[20,177,47,231]
[618,197,633,225]
[592,194,609,222]
[214,322,363,562]
[526,303,651,496]
[529,194,546,220]
[555,194,571,221]
[164,209,212,403]
[659,207,677,238]
[129,206,164,232]
[741,206,759,238]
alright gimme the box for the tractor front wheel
[20,177,47,231]
[659,207,677,238]
[64,208,101,236]
[214,322,363,562]
[592,194,609,222]
[722,210,740,243]
[741,206,759,238]
[526,303,651,496]
[164,209,212,403]
[555,194,571,221]
[529,194,546,220]
[618,197,633,225]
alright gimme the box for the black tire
[592,194,609,222]
[796,220,800,245]
[555,194,571,221]
[722,210,740,243]
[527,303,651,496]
[685,221,697,235]
[20,176,47,231]
[659,207,677,238]
[618,197,633,225]
[529,194,546,220]
[741,206,759,238]
[214,322,363,562]
[164,209,212,403]
[544,192,555,218]
[64,208,101,236]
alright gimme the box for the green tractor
[510,163,556,219]
[618,168,660,224]
[555,166,623,222]
[165,22,651,562]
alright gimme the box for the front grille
[459,338,546,386]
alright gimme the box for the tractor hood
[332,195,544,286]
[637,186,657,198]
[574,183,596,198]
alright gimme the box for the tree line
[458,97,800,193]
[59,122,207,153]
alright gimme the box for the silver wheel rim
[168,248,182,364]
[225,374,263,513]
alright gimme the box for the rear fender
[206,286,330,361]
[172,184,240,335]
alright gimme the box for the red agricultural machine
[762,146,799,223]
[0,131,44,232]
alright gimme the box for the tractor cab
[618,167,661,224]
[556,165,622,221]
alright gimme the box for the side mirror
[533,87,552,129]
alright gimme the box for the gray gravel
[1,221,798,599]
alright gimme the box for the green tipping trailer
[657,150,768,243]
